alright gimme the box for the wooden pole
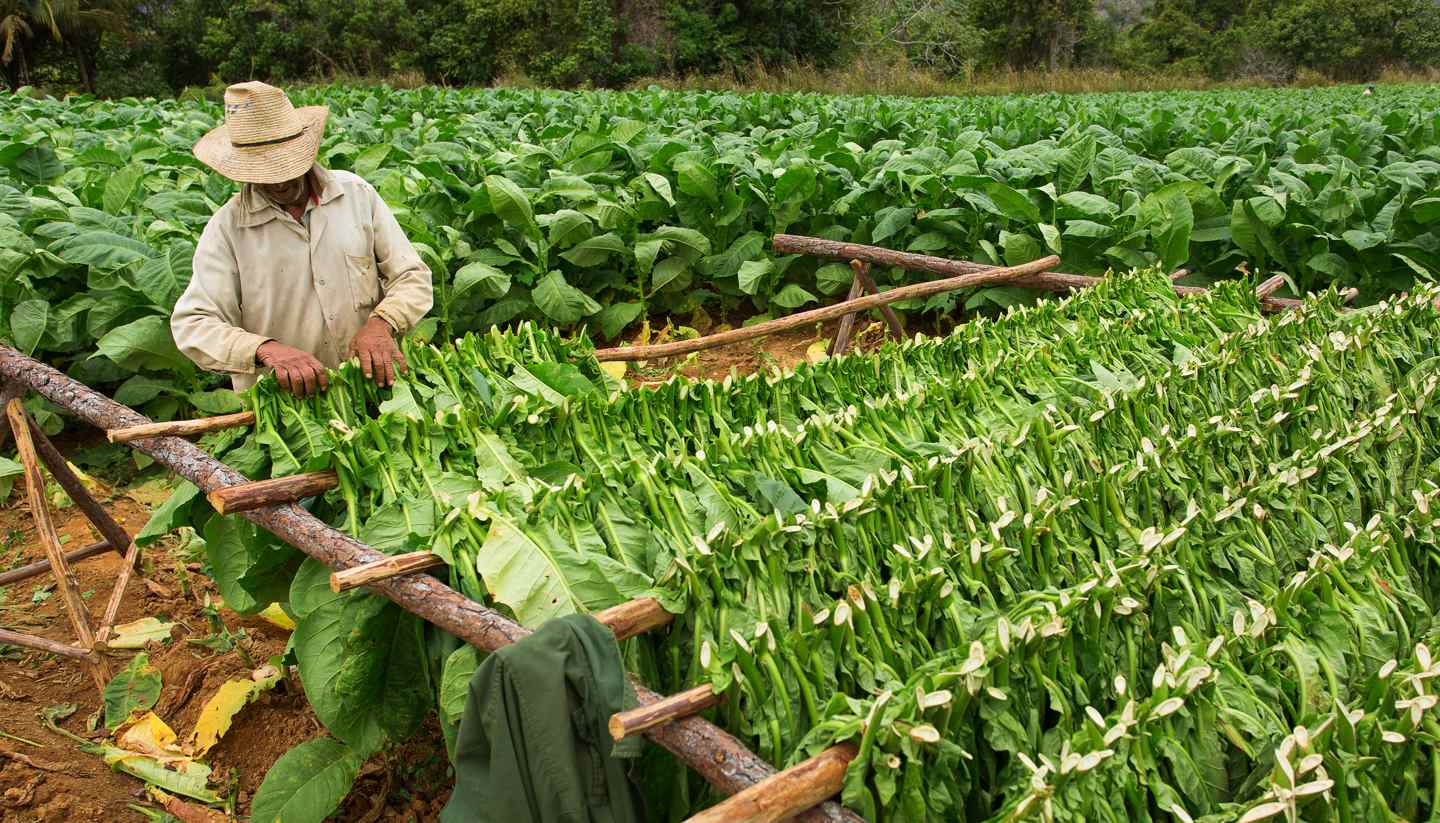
[5,400,109,691]
[592,256,1060,362]
[93,540,142,648]
[0,539,111,587]
[107,411,255,444]
[684,743,859,823]
[0,346,861,823]
[773,234,1313,313]
[1255,274,1286,299]
[329,550,443,592]
[0,627,91,660]
[830,268,866,357]
[611,684,720,741]
[851,260,906,338]
[26,417,133,564]
[207,470,339,515]
[593,596,674,641]
[0,381,26,449]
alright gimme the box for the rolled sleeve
[368,185,432,335]
[171,217,270,375]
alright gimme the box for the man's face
[256,173,308,207]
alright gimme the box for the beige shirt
[171,166,432,390]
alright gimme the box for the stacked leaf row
[166,271,1440,820]
[3,84,1439,424]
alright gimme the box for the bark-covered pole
[0,344,860,823]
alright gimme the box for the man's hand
[348,316,407,387]
[256,341,329,396]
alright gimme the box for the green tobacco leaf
[453,261,511,300]
[484,175,539,239]
[439,646,482,726]
[292,596,432,754]
[533,270,600,324]
[560,232,626,267]
[134,242,193,306]
[103,653,162,729]
[250,737,364,823]
[102,163,145,215]
[526,362,600,398]
[51,231,154,270]
[771,283,817,309]
[650,257,688,292]
[95,315,192,374]
[738,259,774,295]
[10,298,49,355]
[203,516,302,615]
[672,151,718,204]
[475,514,649,627]
[352,144,391,178]
[596,302,642,340]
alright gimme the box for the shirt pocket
[345,253,380,310]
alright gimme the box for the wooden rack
[0,344,861,823]
[2,240,1351,820]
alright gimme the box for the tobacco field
[2,84,1440,423]
[134,269,1439,821]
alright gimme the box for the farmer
[172,81,432,396]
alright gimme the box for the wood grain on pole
[0,539,112,587]
[207,470,339,515]
[0,381,26,449]
[27,417,133,564]
[0,345,860,823]
[107,411,256,443]
[611,684,720,741]
[0,627,91,659]
[593,596,674,641]
[330,549,444,592]
[5,400,109,691]
[684,743,860,823]
[94,540,142,648]
[592,256,1059,362]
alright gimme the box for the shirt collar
[236,165,342,228]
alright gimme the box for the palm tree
[1,0,123,93]
[1,0,37,88]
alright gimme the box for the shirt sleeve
[368,185,433,334]
[170,216,272,374]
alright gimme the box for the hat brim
[193,106,329,184]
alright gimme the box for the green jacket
[441,613,645,823]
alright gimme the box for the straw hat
[193,81,328,184]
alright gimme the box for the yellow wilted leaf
[188,666,282,757]
[805,339,830,364]
[258,602,295,631]
[115,711,180,759]
[600,361,628,383]
[107,617,175,649]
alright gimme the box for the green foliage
[209,273,1440,819]
[102,652,162,729]
[249,737,364,823]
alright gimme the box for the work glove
[348,315,407,388]
[256,340,330,397]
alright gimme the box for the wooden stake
[850,260,906,338]
[684,743,859,823]
[330,549,443,592]
[94,540,142,648]
[0,539,111,587]
[0,381,26,449]
[594,596,674,640]
[593,256,1059,362]
[0,627,91,660]
[1255,274,1287,299]
[207,470,339,514]
[610,684,720,741]
[27,417,133,564]
[830,271,866,357]
[106,411,256,444]
[6,400,109,691]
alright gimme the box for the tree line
[3,0,1439,97]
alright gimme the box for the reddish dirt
[0,485,449,822]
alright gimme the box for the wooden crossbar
[610,684,720,741]
[107,410,255,443]
[207,470,339,514]
[684,743,860,823]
